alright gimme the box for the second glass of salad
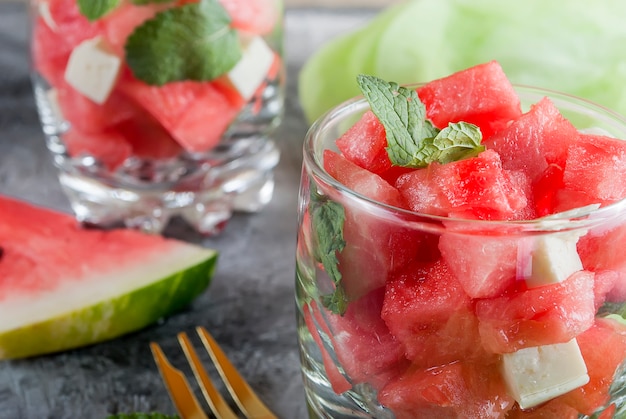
[30,0,284,235]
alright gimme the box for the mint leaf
[310,190,347,315]
[357,74,484,168]
[357,74,438,167]
[428,122,485,164]
[125,0,242,86]
[77,0,120,21]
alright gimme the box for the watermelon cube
[323,288,408,391]
[323,150,432,300]
[32,0,104,87]
[177,0,279,35]
[335,110,392,174]
[119,75,244,153]
[100,3,170,57]
[438,232,519,299]
[381,259,489,367]
[378,361,515,419]
[218,0,279,35]
[395,149,532,220]
[562,133,626,205]
[416,60,522,140]
[476,270,596,353]
[114,112,183,160]
[559,318,626,415]
[63,126,132,170]
[579,224,626,287]
[55,82,138,134]
[483,97,579,181]
[532,163,565,216]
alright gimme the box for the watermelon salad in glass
[296,61,626,418]
[29,0,284,234]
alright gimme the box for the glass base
[50,136,279,235]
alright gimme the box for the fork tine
[149,342,209,419]
[196,326,278,419]
[178,332,239,419]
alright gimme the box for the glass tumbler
[29,0,284,234]
[296,86,626,418]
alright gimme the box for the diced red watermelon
[416,60,522,140]
[438,232,519,299]
[532,163,565,216]
[170,82,244,152]
[562,133,626,205]
[335,110,392,174]
[323,150,434,300]
[578,223,626,303]
[381,259,491,368]
[100,2,170,57]
[55,82,138,133]
[63,126,132,170]
[32,16,69,87]
[483,97,579,181]
[395,149,532,220]
[218,0,279,35]
[559,318,626,415]
[118,75,244,153]
[32,0,104,86]
[114,112,183,159]
[593,270,621,310]
[176,0,279,35]
[322,288,408,391]
[378,361,515,419]
[476,270,596,353]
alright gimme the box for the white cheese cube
[520,232,584,288]
[502,339,589,409]
[64,36,122,105]
[227,36,275,100]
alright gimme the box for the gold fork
[150,326,277,419]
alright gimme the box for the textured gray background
[0,3,376,418]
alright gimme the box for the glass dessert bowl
[296,62,626,418]
[30,0,284,235]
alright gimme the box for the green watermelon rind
[0,250,217,360]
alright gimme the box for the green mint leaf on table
[310,191,348,315]
[357,75,484,168]
[125,0,242,86]
[77,0,121,21]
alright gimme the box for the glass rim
[303,83,626,233]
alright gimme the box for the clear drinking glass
[296,86,626,418]
[29,0,284,234]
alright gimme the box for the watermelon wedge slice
[0,195,218,359]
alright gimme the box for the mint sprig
[125,0,242,86]
[310,190,347,315]
[77,0,121,21]
[357,75,484,168]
